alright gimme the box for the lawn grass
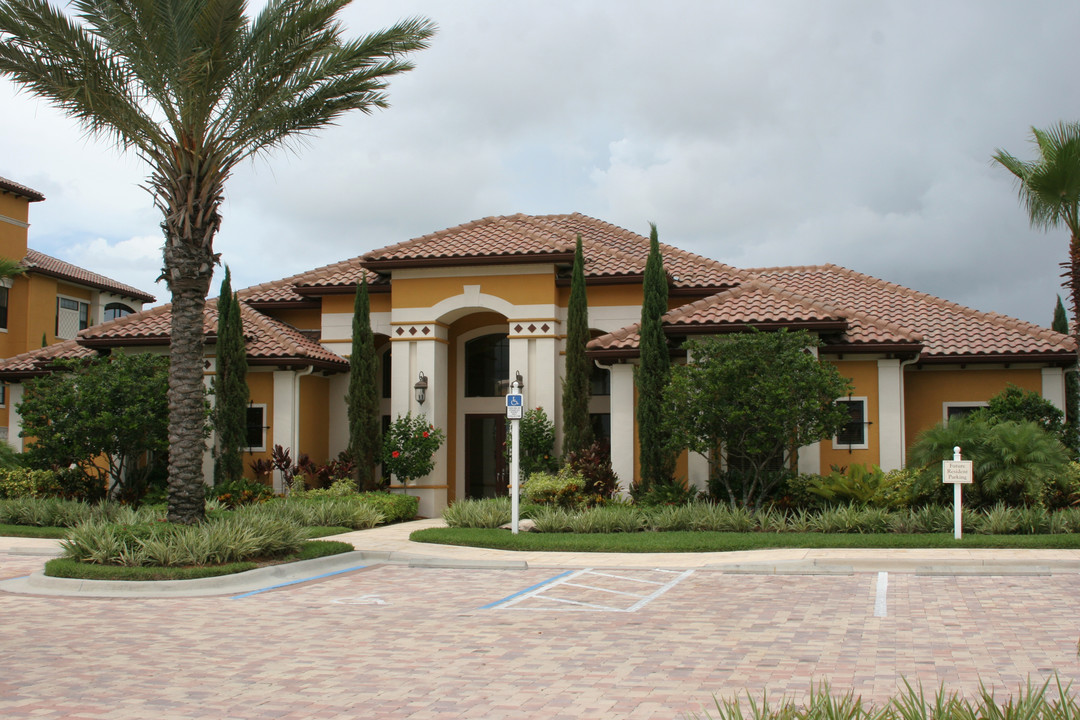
[0,523,66,539]
[411,527,1080,552]
[42,540,355,581]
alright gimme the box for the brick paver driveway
[2,556,1078,719]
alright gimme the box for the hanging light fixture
[414,371,428,405]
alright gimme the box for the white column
[7,383,23,452]
[687,451,709,493]
[797,442,820,475]
[201,369,215,486]
[609,362,635,494]
[389,323,450,518]
[877,358,904,472]
[272,370,295,493]
[1042,367,1066,413]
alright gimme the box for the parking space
[483,568,696,612]
[2,554,1079,719]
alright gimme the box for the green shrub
[691,503,755,532]
[529,506,575,533]
[806,465,909,509]
[780,473,826,511]
[635,480,699,507]
[60,514,307,567]
[504,407,559,477]
[566,505,644,533]
[521,469,587,508]
[909,415,1070,508]
[0,468,63,499]
[240,497,384,530]
[355,492,418,523]
[646,504,695,531]
[208,477,273,508]
[442,497,510,528]
[293,477,359,498]
[808,504,891,533]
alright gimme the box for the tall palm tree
[0,0,435,523]
[993,122,1080,335]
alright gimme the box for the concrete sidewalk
[2,517,1079,598]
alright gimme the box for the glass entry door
[464,414,508,499]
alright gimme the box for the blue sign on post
[506,393,523,419]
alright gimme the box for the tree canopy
[664,329,852,509]
[19,353,170,501]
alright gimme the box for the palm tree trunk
[166,275,212,523]
[158,160,222,524]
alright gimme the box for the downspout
[292,366,315,458]
[897,355,920,468]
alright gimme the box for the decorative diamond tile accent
[541,324,550,333]
[395,328,405,336]
[422,326,430,336]
[514,324,524,333]
[528,324,537,333]
[408,327,417,336]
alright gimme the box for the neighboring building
[0,213,1072,516]
[0,176,155,439]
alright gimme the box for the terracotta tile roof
[363,215,575,268]
[239,258,384,305]
[751,264,1076,360]
[538,213,748,289]
[587,278,923,356]
[23,249,156,302]
[359,212,745,290]
[0,338,98,378]
[0,176,44,202]
[76,300,348,370]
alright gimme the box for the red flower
[392,450,400,458]
[423,431,429,438]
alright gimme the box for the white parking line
[874,571,888,617]
[489,568,695,612]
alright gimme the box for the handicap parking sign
[506,393,523,419]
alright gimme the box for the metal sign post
[506,375,524,534]
[942,446,973,540]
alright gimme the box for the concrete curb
[0,549,531,598]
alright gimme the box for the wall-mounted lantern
[414,371,428,406]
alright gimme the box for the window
[465,333,509,397]
[833,397,869,450]
[0,383,6,408]
[0,286,8,330]
[245,404,267,451]
[381,347,392,399]
[589,362,610,396]
[944,402,987,424]
[103,302,134,322]
[56,297,91,339]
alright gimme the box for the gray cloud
[3,0,1079,325]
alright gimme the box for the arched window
[103,302,134,322]
[465,333,509,397]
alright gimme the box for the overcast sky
[3,0,1080,327]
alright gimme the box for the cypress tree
[347,276,381,490]
[562,234,593,457]
[636,223,676,493]
[1053,295,1079,452]
[212,267,249,484]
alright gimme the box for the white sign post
[506,377,524,534]
[941,445,973,540]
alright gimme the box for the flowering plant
[381,413,446,487]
